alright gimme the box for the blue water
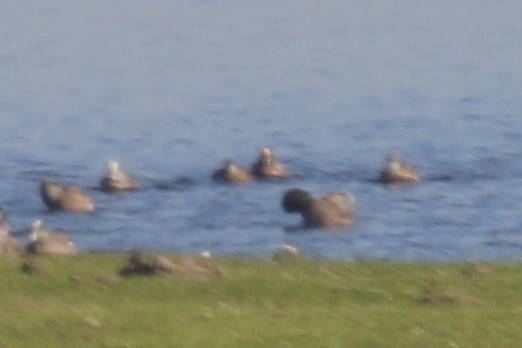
[1,1,522,261]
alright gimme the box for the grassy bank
[0,254,521,347]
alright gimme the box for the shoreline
[1,254,521,346]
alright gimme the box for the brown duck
[26,220,78,255]
[282,188,355,229]
[212,159,253,184]
[380,154,420,184]
[0,211,23,257]
[100,160,141,192]
[251,147,289,179]
[40,178,94,213]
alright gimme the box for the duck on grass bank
[0,211,23,258]
[26,220,77,255]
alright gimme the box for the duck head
[282,188,313,213]
[106,160,121,180]
[260,147,273,165]
[30,219,44,242]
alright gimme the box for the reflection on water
[1,1,522,261]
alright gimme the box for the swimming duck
[251,147,289,179]
[40,178,94,213]
[212,159,253,184]
[0,211,22,257]
[26,220,77,255]
[101,160,141,192]
[282,188,355,229]
[380,154,420,184]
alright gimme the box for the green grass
[0,255,521,347]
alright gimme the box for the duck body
[0,234,23,257]
[380,154,420,184]
[251,147,289,179]
[0,212,22,257]
[212,160,253,184]
[40,178,94,213]
[101,160,141,192]
[282,188,355,229]
[26,220,77,255]
[0,210,9,236]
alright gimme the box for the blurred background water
[1,1,522,261]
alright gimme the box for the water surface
[1,1,522,261]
